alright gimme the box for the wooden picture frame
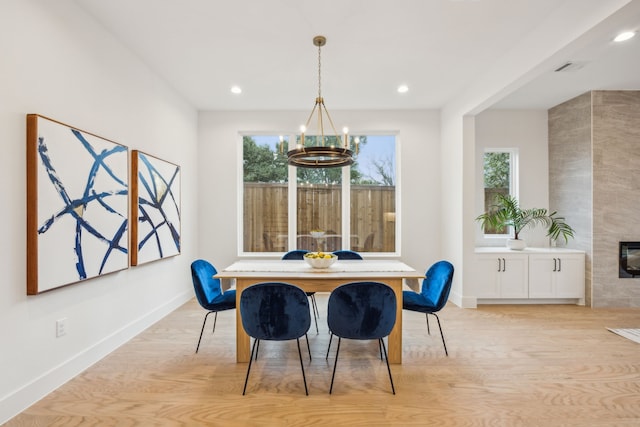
[26,114,129,295]
[130,150,181,266]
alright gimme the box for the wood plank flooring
[6,295,640,426]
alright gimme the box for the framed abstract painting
[130,150,181,266]
[26,114,129,295]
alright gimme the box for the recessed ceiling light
[397,84,409,94]
[614,31,635,42]
[231,85,242,94]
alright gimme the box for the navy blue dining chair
[402,260,454,356]
[326,281,397,394]
[282,249,319,334]
[190,259,236,353]
[240,282,312,395]
[332,250,363,260]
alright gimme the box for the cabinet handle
[502,258,506,272]
[553,258,557,272]
[558,258,561,272]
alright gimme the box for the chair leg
[195,311,214,353]
[305,333,312,362]
[431,313,448,356]
[296,338,309,395]
[379,338,396,395]
[325,333,333,360]
[309,294,319,334]
[329,337,342,394]
[243,338,260,395]
[211,311,218,334]
[425,313,431,335]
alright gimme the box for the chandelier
[287,35,354,168]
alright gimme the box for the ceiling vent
[554,61,587,72]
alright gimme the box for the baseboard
[449,290,478,308]
[0,290,193,425]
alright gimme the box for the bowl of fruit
[304,251,337,269]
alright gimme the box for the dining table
[215,259,423,364]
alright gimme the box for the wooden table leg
[386,278,403,364]
[236,279,251,363]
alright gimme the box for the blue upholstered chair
[282,249,309,260]
[402,260,454,356]
[240,282,312,395]
[190,259,236,353]
[332,250,363,260]
[326,281,397,394]
[282,250,319,334]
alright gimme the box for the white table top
[216,259,423,279]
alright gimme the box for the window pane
[483,151,511,235]
[295,136,342,252]
[350,135,396,253]
[243,135,288,252]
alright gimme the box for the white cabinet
[473,248,585,304]
[529,253,585,299]
[475,253,528,298]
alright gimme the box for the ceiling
[74,0,640,112]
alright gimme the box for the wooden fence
[244,182,396,252]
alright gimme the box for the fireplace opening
[619,242,640,278]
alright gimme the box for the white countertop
[475,246,585,254]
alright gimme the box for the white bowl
[304,252,337,269]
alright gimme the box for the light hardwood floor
[7,295,640,426]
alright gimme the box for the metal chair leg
[309,294,319,334]
[211,311,218,334]
[305,333,312,362]
[379,338,396,394]
[297,338,309,395]
[243,338,260,395]
[425,313,431,335]
[329,337,342,394]
[326,333,333,360]
[195,311,214,353]
[432,313,448,356]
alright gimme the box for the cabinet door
[475,255,502,298]
[555,255,585,298]
[529,255,556,298]
[529,253,585,298]
[500,255,528,298]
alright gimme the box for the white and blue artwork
[131,151,181,266]
[27,114,129,294]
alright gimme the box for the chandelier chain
[317,42,322,99]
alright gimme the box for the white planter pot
[507,238,526,250]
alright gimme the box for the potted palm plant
[476,194,575,250]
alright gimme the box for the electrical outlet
[56,318,67,337]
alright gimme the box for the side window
[482,149,518,235]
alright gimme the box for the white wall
[474,110,550,247]
[197,110,441,275]
[0,1,198,423]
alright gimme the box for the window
[242,135,288,252]
[482,149,518,235]
[242,133,397,254]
